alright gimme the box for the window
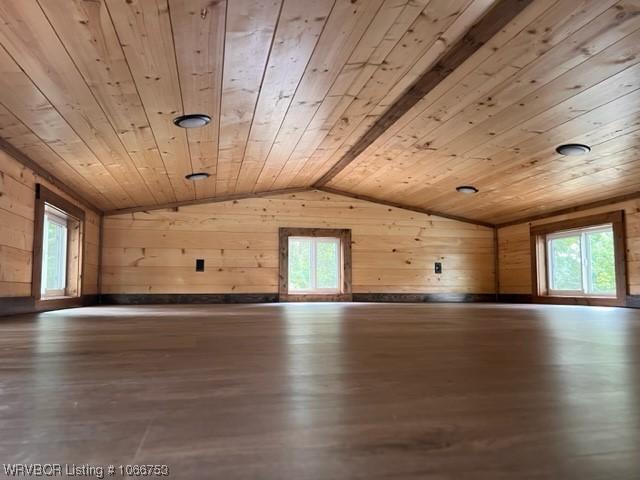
[279,228,352,301]
[33,184,85,304]
[547,225,616,297]
[530,210,626,307]
[41,205,69,297]
[288,237,341,294]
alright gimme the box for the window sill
[40,295,79,301]
[35,296,84,310]
[280,293,352,302]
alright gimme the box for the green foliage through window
[587,231,615,293]
[288,237,340,293]
[549,235,581,291]
[548,225,616,296]
[289,238,311,291]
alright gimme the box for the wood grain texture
[1,303,639,478]
[104,187,312,216]
[39,0,177,205]
[319,187,493,228]
[0,0,496,216]
[0,148,100,298]
[327,0,640,224]
[169,0,227,199]
[102,190,495,295]
[1,0,639,225]
[498,200,640,295]
[0,0,154,207]
[314,0,534,186]
[105,0,196,201]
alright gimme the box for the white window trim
[288,236,341,294]
[41,206,69,298]
[546,223,616,298]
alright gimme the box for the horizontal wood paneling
[498,199,640,295]
[102,190,495,294]
[0,149,100,298]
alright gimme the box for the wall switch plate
[434,262,442,274]
[196,259,205,272]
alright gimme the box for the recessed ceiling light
[556,143,591,156]
[173,114,211,128]
[456,185,478,194]
[185,172,210,181]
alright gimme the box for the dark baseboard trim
[0,296,34,316]
[498,293,640,308]
[352,293,497,303]
[101,293,495,305]
[4,293,637,313]
[497,294,533,303]
[0,294,98,317]
[99,293,279,305]
[625,295,640,308]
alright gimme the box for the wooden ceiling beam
[317,187,493,228]
[0,137,102,214]
[103,187,313,216]
[314,0,534,188]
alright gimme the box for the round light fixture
[173,114,211,128]
[456,185,478,194]
[185,172,210,181]
[555,143,590,156]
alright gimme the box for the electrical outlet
[434,262,442,274]
[196,259,205,272]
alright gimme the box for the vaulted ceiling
[0,0,639,225]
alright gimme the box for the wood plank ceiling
[0,0,639,225]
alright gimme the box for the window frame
[32,184,85,308]
[530,210,627,307]
[279,228,352,302]
[546,225,617,297]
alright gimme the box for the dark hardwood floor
[1,303,639,479]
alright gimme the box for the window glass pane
[316,240,339,289]
[42,214,67,294]
[549,235,582,291]
[288,238,312,291]
[586,229,616,294]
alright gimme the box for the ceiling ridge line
[300,0,500,188]
[285,0,438,188]
[313,0,535,188]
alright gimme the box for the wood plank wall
[102,191,495,295]
[498,201,640,295]
[0,150,100,297]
